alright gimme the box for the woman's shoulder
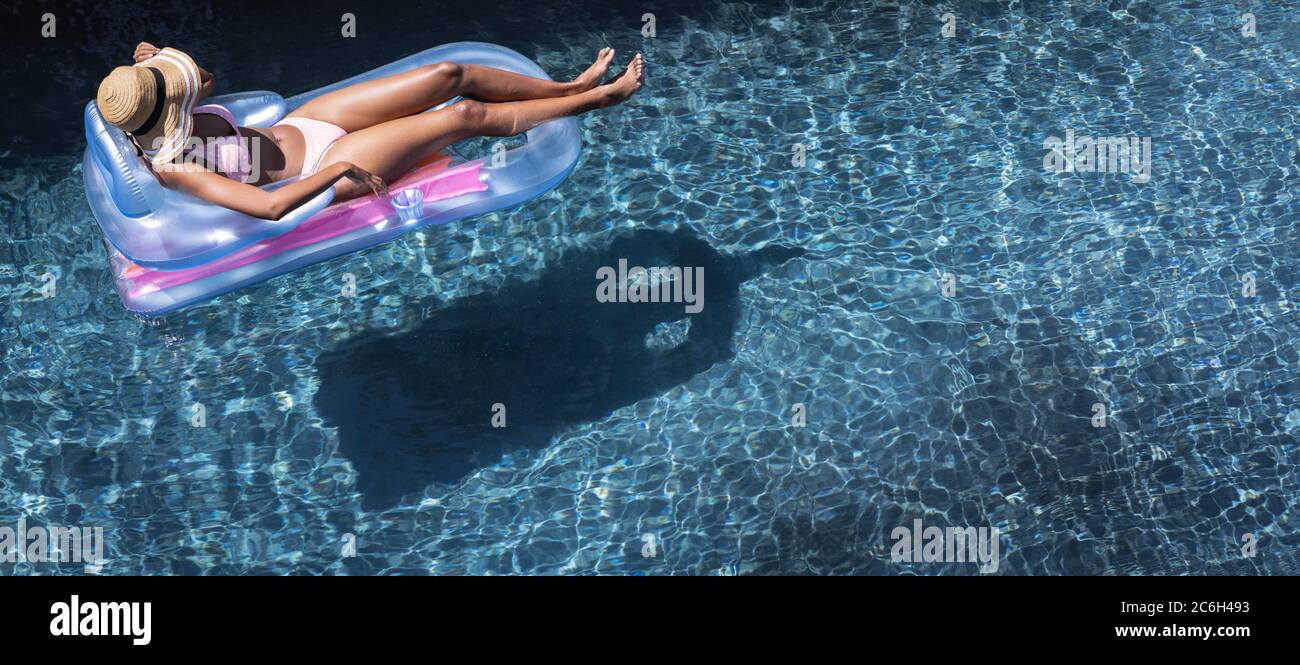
[193,104,240,132]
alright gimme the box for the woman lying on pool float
[95,42,643,220]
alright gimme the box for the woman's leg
[289,49,616,132]
[323,54,643,200]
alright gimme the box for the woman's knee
[450,99,489,129]
[423,62,464,88]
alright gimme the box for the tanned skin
[130,41,644,220]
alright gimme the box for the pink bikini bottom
[274,116,348,176]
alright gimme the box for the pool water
[3,0,1300,574]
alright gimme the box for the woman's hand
[133,42,160,64]
[343,163,390,198]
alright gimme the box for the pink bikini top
[183,104,252,182]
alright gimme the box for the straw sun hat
[95,47,203,166]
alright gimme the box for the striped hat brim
[130,48,203,166]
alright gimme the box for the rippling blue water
[3,0,1300,575]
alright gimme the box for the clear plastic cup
[390,188,424,224]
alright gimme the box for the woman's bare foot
[599,53,644,106]
[572,47,615,92]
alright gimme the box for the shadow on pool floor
[314,228,805,510]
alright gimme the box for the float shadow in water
[314,228,805,509]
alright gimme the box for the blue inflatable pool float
[82,42,581,315]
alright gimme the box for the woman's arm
[158,161,387,220]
